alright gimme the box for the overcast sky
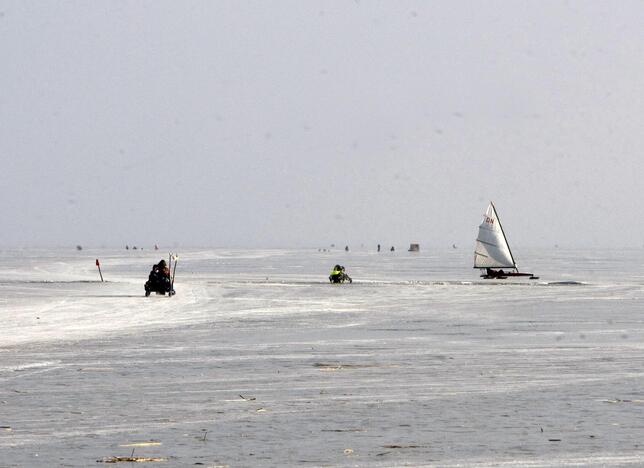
[2,1,644,249]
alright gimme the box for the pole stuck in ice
[95,259,104,282]
[170,254,178,297]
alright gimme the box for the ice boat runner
[474,202,538,279]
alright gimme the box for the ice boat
[474,202,538,279]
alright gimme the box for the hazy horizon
[2,1,644,249]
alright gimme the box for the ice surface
[2,248,644,466]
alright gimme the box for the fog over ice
[1,1,643,248]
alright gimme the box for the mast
[490,201,517,270]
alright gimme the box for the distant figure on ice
[377,244,381,252]
[329,264,352,284]
[145,259,175,296]
[345,245,349,252]
[390,246,395,252]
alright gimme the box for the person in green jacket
[329,265,352,283]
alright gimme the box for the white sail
[474,202,516,269]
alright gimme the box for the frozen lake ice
[2,247,644,467]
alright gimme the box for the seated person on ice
[329,264,352,283]
[145,259,174,296]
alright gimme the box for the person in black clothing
[145,259,174,296]
[485,268,506,278]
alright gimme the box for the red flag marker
[95,259,104,282]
